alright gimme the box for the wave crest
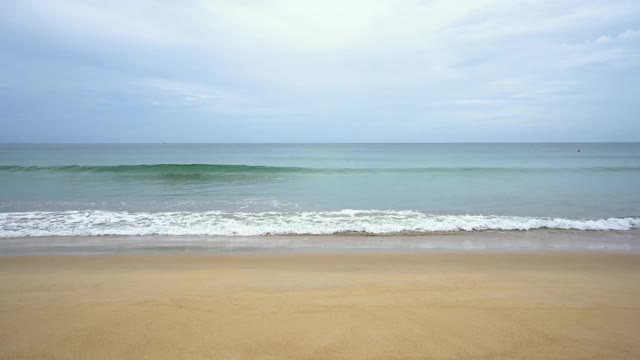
[2,164,640,177]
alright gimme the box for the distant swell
[2,164,640,177]
[0,164,306,174]
[0,210,638,238]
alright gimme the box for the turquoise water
[0,143,639,237]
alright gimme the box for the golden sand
[1,253,639,359]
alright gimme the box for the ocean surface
[0,143,639,238]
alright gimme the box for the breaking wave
[1,210,638,238]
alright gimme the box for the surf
[1,210,638,238]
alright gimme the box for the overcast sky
[1,0,639,143]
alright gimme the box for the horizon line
[1,141,639,145]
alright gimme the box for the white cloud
[619,29,640,40]
[134,77,277,115]
[199,0,502,54]
[586,28,640,45]
[558,28,640,69]
[138,78,237,102]
[3,0,640,139]
[455,1,640,41]
[18,0,189,47]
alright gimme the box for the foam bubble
[0,210,639,238]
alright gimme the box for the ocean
[0,143,639,238]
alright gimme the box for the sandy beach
[1,252,639,359]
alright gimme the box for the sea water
[0,143,639,237]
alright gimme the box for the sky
[1,0,639,143]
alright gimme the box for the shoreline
[1,252,639,359]
[2,229,640,256]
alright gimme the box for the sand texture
[1,253,640,359]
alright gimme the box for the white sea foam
[0,210,639,238]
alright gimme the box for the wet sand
[2,230,640,255]
[1,253,640,359]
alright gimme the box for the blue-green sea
[1,143,639,237]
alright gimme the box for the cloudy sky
[1,0,639,142]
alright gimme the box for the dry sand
[1,253,639,359]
